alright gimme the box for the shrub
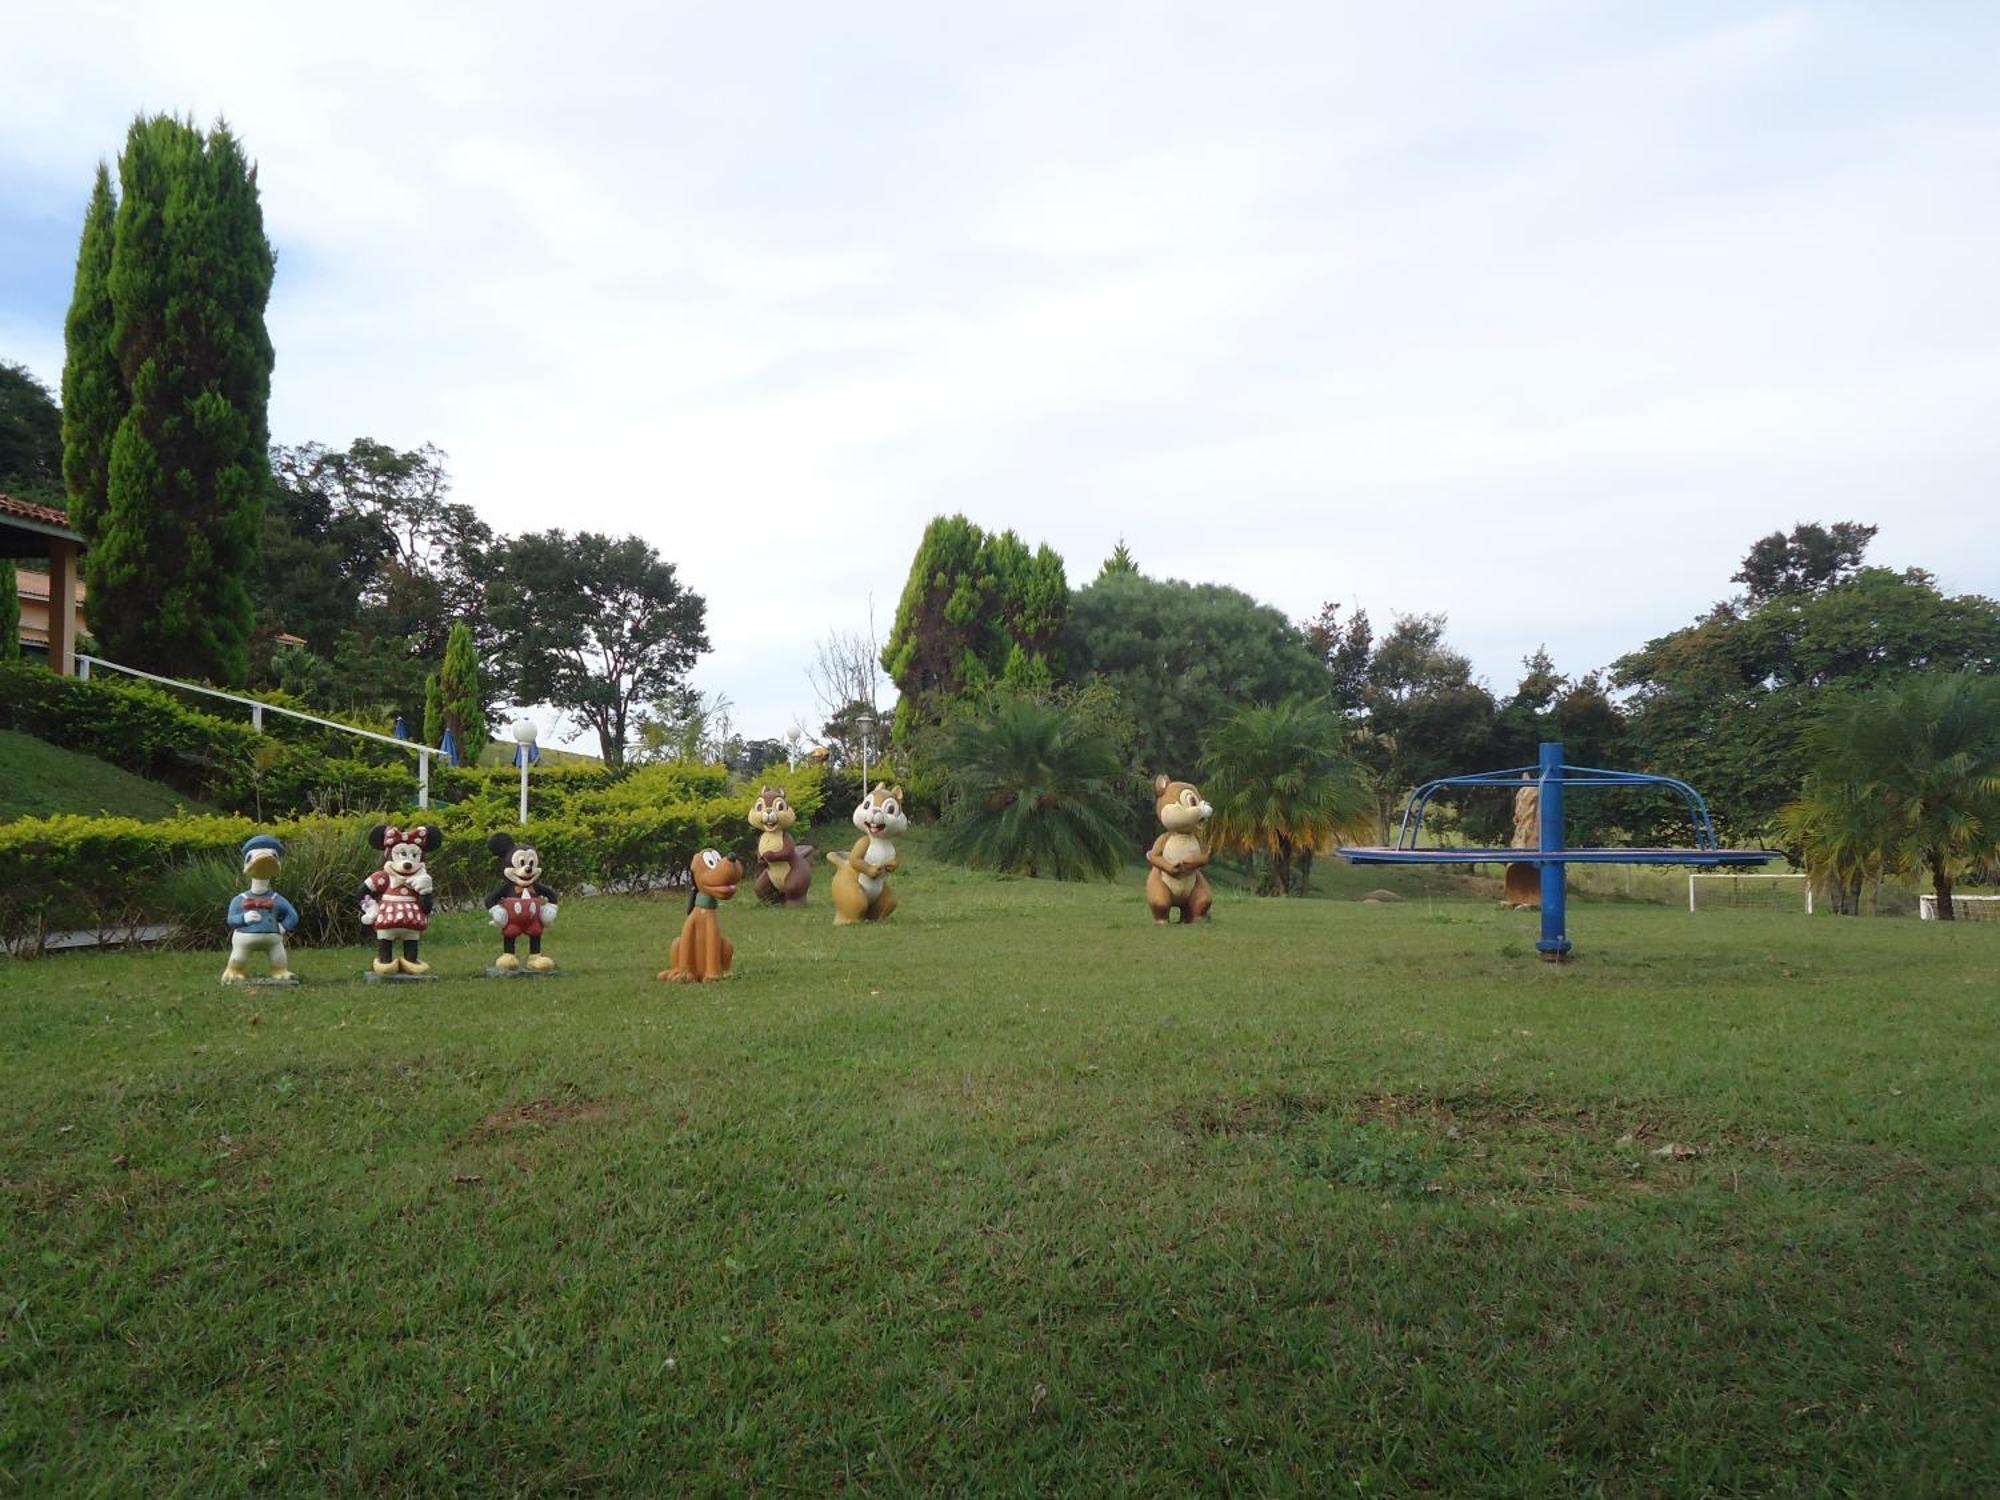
[0,773,781,953]
[934,695,1130,880]
[157,820,376,951]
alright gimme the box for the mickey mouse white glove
[540,902,558,926]
[488,904,508,927]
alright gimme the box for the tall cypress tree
[422,671,444,750]
[438,619,488,761]
[0,561,19,660]
[60,164,121,537]
[78,115,275,686]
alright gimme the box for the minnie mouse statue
[361,822,443,979]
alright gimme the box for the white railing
[76,653,441,808]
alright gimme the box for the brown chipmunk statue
[1145,775,1214,924]
[660,849,742,981]
[747,785,814,906]
[828,783,906,925]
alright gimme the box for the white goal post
[1919,894,2000,921]
[1688,872,1812,914]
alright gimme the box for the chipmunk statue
[827,783,906,925]
[748,785,814,906]
[660,849,742,982]
[1145,774,1214,924]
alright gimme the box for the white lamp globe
[512,719,539,747]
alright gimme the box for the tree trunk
[1297,847,1315,896]
[1932,855,1955,921]
[1272,838,1293,897]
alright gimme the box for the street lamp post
[513,719,538,824]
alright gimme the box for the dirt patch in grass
[466,1095,612,1144]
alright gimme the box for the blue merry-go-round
[1337,741,1780,960]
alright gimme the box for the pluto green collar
[692,890,718,910]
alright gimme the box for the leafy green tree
[1199,696,1372,895]
[1615,531,2000,840]
[438,619,487,762]
[71,116,275,686]
[1066,572,1332,776]
[0,362,64,502]
[1792,672,2000,920]
[1344,612,1499,838]
[935,693,1131,880]
[1302,600,1373,713]
[1733,522,1877,604]
[255,439,490,723]
[882,514,1067,734]
[486,530,709,768]
[60,165,120,536]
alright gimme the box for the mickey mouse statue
[361,822,443,979]
[485,832,558,974]
[221,834,300,985]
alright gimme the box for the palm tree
[1776,777,1896,914]
[1800,672,2000,920]
[935,695,1131,880]
[1199,696,1373,896]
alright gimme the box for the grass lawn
[3,837,1995,1494]
[0,729,215,822]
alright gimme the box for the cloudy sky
[5,1,1996,746]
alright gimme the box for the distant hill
[0,729,216,822]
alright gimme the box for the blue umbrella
[513,740,541,768]
[440,727,460,768]
[392,715,409,741]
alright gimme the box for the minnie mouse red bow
[382,826,430,850]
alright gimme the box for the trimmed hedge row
[0,765,828,954]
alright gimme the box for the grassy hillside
[3,840,1994,1494]
[0,728,215,821]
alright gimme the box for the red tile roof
[0,493,75,529]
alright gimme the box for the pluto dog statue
[485,832,559,972]
[221,834,300,985]
[661,849,742,981]
[748,785,814,906]
[1145,774,1214,924]
[361,822,442,977]
[828,783,906,925]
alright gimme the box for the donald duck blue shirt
[228,888,299,935]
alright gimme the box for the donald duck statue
[221,834,301,985]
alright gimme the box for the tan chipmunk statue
[1145,774,1214,924]
[828,783,906,925]
[748,785,814,906]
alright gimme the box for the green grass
[3,835,1995,1495]
[0,729,215,822]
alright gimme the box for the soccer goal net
[1688,872,1812,914]
[1919,894,2000,921]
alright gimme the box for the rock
[1363,889,1404,903]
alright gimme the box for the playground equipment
[1339,741,1778,960]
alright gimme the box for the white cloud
[4,1,1996,752]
